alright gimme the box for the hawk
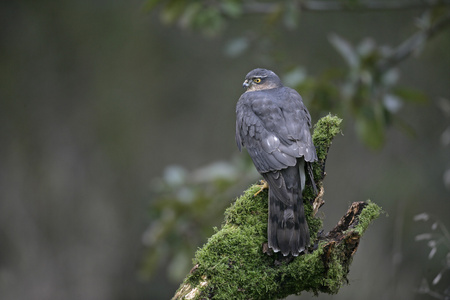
[235,68,317,256]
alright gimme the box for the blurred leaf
[432,222,439,230]
[428,240,437,248]
[383,94,403,113]
[191,7,224,35]
[192,161,240,182]
[419,278,430,293]
[168,251,192,281]
[161,0,187,24]
[416,10,432,30]
[430,3,450,22]
[432,272,442,285]
[283,0,300,29]
[179,3,203,28]
[163,165,187,186]
[381,68,399,87]
[429,247,437,259]
[444,168,450,190]
[221,0,243,18]
[354,107,385,149]
[415,233,433,241]
[224,36,250,57]
[438,98,450,118]
[141,157,259,281]
[143,0,163,11]
[392,116,417,139]
[265,3,283,25]
[357,38,376,57]
[329,33,358,68]
[283,67,307,87]
[392,87,428,104]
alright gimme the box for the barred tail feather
[264,160,310,256]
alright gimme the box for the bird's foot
[254,180,268,196]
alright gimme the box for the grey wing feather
[236,88,317,174]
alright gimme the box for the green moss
[304,200,323,243]
[173,115,381,300]
[186,185,345,299]
[224,184,268,227]
[354,200,382,235]
[312,114,343,161]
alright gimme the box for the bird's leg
[306,162,318,196]
[254,180,269,196]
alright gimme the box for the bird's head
[242,68,283,92]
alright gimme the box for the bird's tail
[264,165,310,256]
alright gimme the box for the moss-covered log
[172,115,382,300]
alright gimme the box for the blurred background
[1,1,449,299]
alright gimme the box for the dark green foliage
[146,1,450,149]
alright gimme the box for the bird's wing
[236,87,317,174]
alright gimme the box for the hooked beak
[242,79,250,89]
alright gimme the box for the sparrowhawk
[235,68,317,256]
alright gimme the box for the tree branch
[172,115,382,300]
[242,0,450,14]
[377,12,450,73]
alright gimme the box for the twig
[377,13,450,73]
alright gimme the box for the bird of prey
[235,68,317,256]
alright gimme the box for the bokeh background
[1,1,449,300]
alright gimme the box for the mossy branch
[172,115,382,300]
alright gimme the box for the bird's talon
[254,180,269,196]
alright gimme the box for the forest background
[1,1,449,299]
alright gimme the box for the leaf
[224,37,249,57]
[431,222,438,230]
[381,68,399,87]
[143,0,163,11]
[429,246,437,259]
[437,97,450,117]
[265,3,283,25]
[356,38,376,57]
[444,168,450,190]
[414,213,430,221]
[418,278,430,293]
[221,0,243,18]
[164,165,187,186]
[192,7,224,35]
[383,94,403,113]
[392,87,428,104]
[283,0,300,29]
[432,272,442,285]
[415,233,432,241]
[441,127,450,146]
[179,3,202,29]
[168,251,192,281]
[161,0,187,24]
[282,67,307,87]
[329,33,358,68]
[354,107,385,149]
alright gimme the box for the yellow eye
[253,78,261,83]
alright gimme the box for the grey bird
[235,68,317,256]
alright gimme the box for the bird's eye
[253,78,262,83]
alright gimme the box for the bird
[235,68,317,256]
